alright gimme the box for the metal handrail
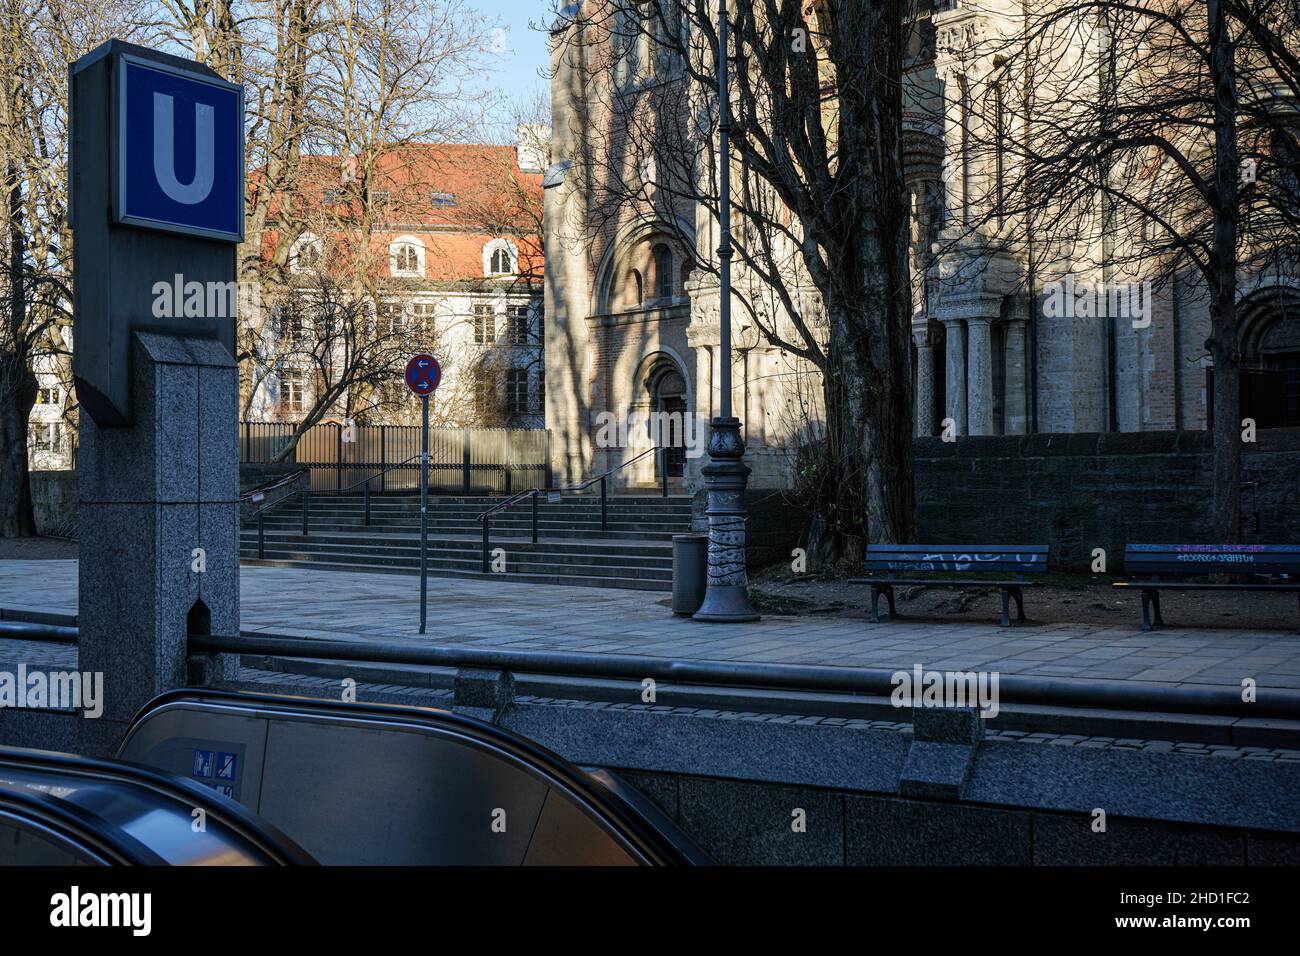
[336,454,425,496]
[476,446,674,573]
[249,469,312,557]
[241,468,308,503]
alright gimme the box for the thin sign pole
[420,393,429,635]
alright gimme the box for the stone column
[966,316,995,436]
[77,333,240,752]
[914,330,936,437]
[1004,317,1029,435]
[942,318,967,435]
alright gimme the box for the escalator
[0,746,316,866]
[117,688,709,866]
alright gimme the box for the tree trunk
[0,360,37,536]
[1209,343,1241,542]
[1207,0,1242,543]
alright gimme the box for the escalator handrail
[0,786,163,865]
[0,745,318,866]
[122,688,710,866]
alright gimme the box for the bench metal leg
[869,585,896,624]
[1140,589,1163,632]
[1011,586,1026,623]
[999,587,1026,626]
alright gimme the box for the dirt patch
[747,564,1300,632]
[0,537,79,561]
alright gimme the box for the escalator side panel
[122,710,268,807]
[522,791,638,867]
[259,720,550,865]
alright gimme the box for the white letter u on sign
[152,92,215,205]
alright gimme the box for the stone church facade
[544,1,1300,492]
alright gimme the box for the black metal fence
[239,421,550,494]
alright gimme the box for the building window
[36,386,60,406]
[389,236,425,278]
[474,374,499,419]
[31,422,63,452]
[430,192,457,207]
[484,239,518,276]
[506,368,530,417]
[507,305,530,345]
[654,244,673,300]
[279,370,305,413]
[378,301,404,336]
[630,269,644,307]
[323,189,345,205]
[291,234,323,274]
[370,189,391,206]
[474,304,496,345]
[411,302,436,339]
[275,308,308,347]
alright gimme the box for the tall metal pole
[694,0,759,622]
[419,394,429,634]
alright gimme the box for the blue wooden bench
[1113,544,1300,631]
[851,545,1051,626]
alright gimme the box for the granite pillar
[914,332,936,437]
[77,332,240,735]
[942,318,967,436]
[966,316,995,436]
[1004,317,1029,435]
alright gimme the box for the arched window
[630,269,644,307]
[483,239,518,277]
[653,244,673,300]
[389,236,425,278]
[291,233,323,274]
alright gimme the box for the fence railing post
[462,428,471,495]
[545,429,554,489]
[600,475,608,532]
[380,426,387,495]
[364,479,371,527]
[481,517,490,573]
[660,447,669,497]
[505,467,512,495]
[302,479,310,537]
[531,491,539,544]
[336,423,343,493]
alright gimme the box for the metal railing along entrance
[477,446,672,573]
[240,421,550,495]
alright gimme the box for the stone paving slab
[3,559,1300,691]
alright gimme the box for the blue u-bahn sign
[116,54,244,242]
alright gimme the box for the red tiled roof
[256,143,544,284]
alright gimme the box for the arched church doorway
[649,363,688,479]
[1233,287,1300,428]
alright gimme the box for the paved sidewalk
[3,559,1300,690]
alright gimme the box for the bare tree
[555,0,916,561]
[944,0,1300,542]
[0,0,140,536]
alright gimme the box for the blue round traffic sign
[405,353,441,396]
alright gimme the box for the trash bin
[672,534,708,616]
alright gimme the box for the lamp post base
[693,416,760,623]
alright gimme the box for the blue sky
[471,0,554,134]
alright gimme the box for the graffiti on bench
[879,552,1035,573]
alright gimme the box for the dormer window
[291,233,323,274]
[389,236,426,278]
[483,239,519,277]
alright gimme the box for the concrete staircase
[240,492,696,591]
